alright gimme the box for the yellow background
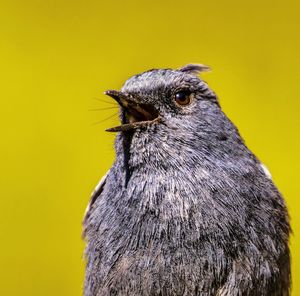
[0,0,299,295]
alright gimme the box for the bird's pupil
[176,91,187,101]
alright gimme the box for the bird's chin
[106,104,160,132]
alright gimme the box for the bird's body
[83,65,290,296]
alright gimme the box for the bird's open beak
[104,90,160,132]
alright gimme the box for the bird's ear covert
[178,64,211,75]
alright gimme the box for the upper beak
[104,90,160,132]
[104,90,130,108]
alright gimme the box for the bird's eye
[174,90,192,106]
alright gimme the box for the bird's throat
[122,131,134,188]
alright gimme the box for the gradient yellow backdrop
[0,0,299,295]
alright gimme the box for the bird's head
[105,64,219,133]
[104,64,241,168]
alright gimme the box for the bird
[83,64,291,296]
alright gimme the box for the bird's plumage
[83,65,290,296]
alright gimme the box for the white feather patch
[84,171,109,217]
[260,163,272,180]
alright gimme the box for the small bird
[83,64,291,296]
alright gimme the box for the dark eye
[174,90,192,106]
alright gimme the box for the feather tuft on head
[179,63,211,75]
